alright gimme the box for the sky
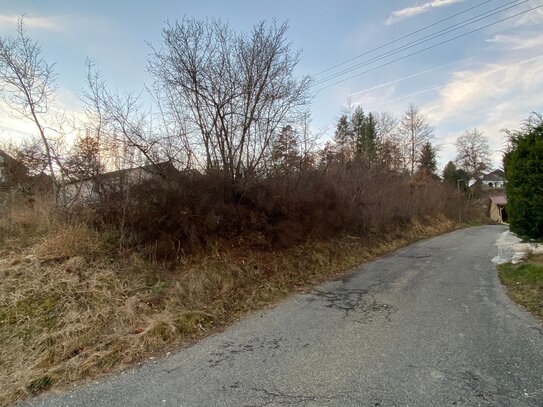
[0,0,542,170]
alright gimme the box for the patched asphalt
[23,225,543,406]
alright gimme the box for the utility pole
[457,179,466,223]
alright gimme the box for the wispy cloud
[487,33,543,50]
[425,55,543,123]
[423,54,543,165]
[386,0,466,25]
[0,101,40,143]
[509,3,543,27]
[352,85,396,108]
[0,88,85,145]
[0,14,66,32]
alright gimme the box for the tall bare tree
[375,111,398,145]
[0,18,58,201]
[455,128,491,181]
[373,111,402,171]
[398,103,434,176]
[82,60,169,177]
[148,18,311,181]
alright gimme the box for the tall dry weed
[0,197,58,255]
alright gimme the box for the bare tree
[81,60,169,176]
[148,18,311,182]
[455,128,491,181]
[0,18,58,201]
[149,80,195,170]
[297,112,321,170]
[398,104,434,176]
[374,111,404,171]
[375,111,399,145]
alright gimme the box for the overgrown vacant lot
[499,255,543,320]
[0,202,456,406]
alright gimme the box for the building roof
[0,149,28,185]
[482,169,505,182]
[63,161,180,185]
[0,149,19,164]
[490,195,507,205]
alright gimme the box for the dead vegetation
[0,189,458,406]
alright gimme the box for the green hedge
[504,124,543,240]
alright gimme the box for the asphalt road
[24,225,543,406]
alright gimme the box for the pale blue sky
[1,0,542,168]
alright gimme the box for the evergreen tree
[333,106,380,164]
[504,122,543,240]
[352,107,367,155]
[442,161,469,191]
[417,142,438,176]
[356,111,378,162]
[271,125,300,171]
[443,161,457,183]
[350,106,366,140]
[333,114,353,150]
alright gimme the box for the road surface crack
[245,387,356,406]
[208,337,284,368]
[308,287,397,324]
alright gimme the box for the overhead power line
[312,0,528,87]
[313,0,495,77]
[349,55,479,97]
[312,4,543,95]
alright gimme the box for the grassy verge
[0,212,456,406]
[499,255,543,320]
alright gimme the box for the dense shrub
[504,123,543,240]
[82,161,461,259]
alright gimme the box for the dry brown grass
[0,198,58,256]
[0,207,456,406]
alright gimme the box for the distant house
[63,161,180,203]
[482,169,505,189]
[489,195,508,223]
[0,149,27,192]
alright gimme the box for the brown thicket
[80,158,461,259]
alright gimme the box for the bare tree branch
[0,17,58,202]
[148,17,311,182]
